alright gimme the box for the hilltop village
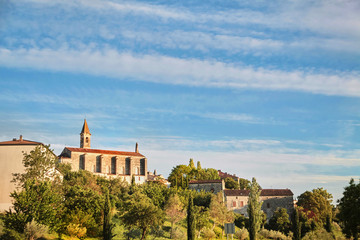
[0,120,356,240]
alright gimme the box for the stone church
[59,120,148,184]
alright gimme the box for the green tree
[247,177,262,240]
[224,177,240,190]
[121,191,164,240]
[12,145,57,186]
[297,188,333,226]
[209,191,234,237]
[103,189,115,240]
[142,181,169,209]
[292,207,301,240]
[189,158,195,169]
[194,206,211,238]
[338,178,360,240]
[267,208,290,234]
[168,165,191,189]
[239,178,251,190]
[3,180,61,233]
[187,194,196,240]
[165,194,185,237]
[197,161,202,170]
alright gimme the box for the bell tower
[80,119,91,149]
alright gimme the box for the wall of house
[0,145,37,212]
[188,181,224,194]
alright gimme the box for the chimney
[135,142,139,153]
[154,169,157,175]
[19,135,23,141]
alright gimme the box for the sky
[0,0,360,202]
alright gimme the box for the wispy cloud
[1,47,359,97]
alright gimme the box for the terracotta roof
[65,147,145,157]
[189,179,223,184]
[81,119,91,134]
[0,137,42,146]
[218,170,239,180]
[224,189,293,197]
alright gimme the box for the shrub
[67,223,87,239]
[302,228,335,240]
[202,228,216,240]
[213,226,222,238]
[24,220,48,240]
[123,228,141,240]
[0,228,24,240]
[170,227,185,240]
[235,227,249,240]
[259,228,291,240]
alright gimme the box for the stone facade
[188,179,225,194]
[59,120,147,184]
[0,136,42,211]
[224,189,294,220]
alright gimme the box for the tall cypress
[103,189,115,240]
[247,177,262,240]
[187,194,196,240]
[293,208,301,240]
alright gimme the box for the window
[267,203,270,208]
[79,155,85,170]
[96,156,101,173]
[125,158,130,175]
[232,201,236,207]
[86,137,89,143]
[140,158,145,175]
[111,158,116,174]
[240,201,244,207]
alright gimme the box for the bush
[235,227,249,240]
[259,228,291,240]
[302,228,335,240]
[0,228,24,240]
[24,220,48,240]
[67,223,87,239]
[213,226,222,238]
[202,228,216,240]
[170,227,185,239]
[234,214,248,229]
[124,228,141,239]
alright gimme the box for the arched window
[96,156,101,173]
[86,137,89,143]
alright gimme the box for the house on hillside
[188,179,225,194]
[59,120,148,184]
[224,189,294,220]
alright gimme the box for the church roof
[0,136,42,146]
[63,147,145,157]
[81,119,91,134]
[224,189,293,197]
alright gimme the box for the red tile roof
[0,138,42,146]
[189,179,223,184]
[65,147,145,157]
[218,170,239,180]
[224,189,293,197]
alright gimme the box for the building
[188,179,225,194]
[0,136,42,211]
[224,189,294,220]
[59,120,148,184]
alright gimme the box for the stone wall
[188,180,225,194]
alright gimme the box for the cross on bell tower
[80,119,91,149]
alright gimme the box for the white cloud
[1,47,359,97]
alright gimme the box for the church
[59,120,148,184]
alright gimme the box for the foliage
[0,228,24,240]
[259,228,291,240]
[201,228,216,240]
[194,206,211,238]
[247,177,262,240]
[12,145,57,186]
[209,191,234,235]
[171,227,186,240]
[297,188,333,226]
[234,214,248,229]
[3,180,61,233]
[142,181,169,209]
[189,158,195,169]
[165,193,185,237]
[235,227,249,240]
[193,190,212,209]
[67,223,87,239]
[239,178,251,190]
[197,161,202,170]
[103,189,116,240]
[187,194,196,240]
[337,178,360,240]
[302,228,336,240]
[292,207,301,240]
[267,207,290,234]
[120,191,164,240]
[224,177,240,189]
[168,165,192,189]
[24,220,48,240]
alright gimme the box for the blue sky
[1,0,360,202]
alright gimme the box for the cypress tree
[293,208,301,240]
[103,189,115,240]
[187,194,196,240]
[247,177,262,240]
[325,213,332,233]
